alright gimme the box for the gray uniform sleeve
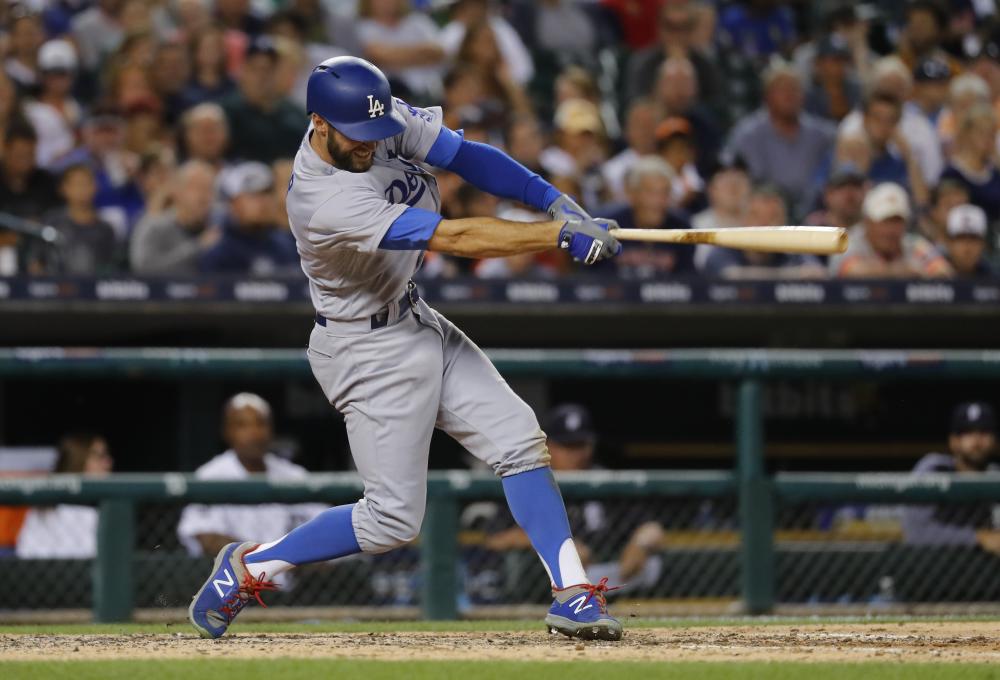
[307,184,408,253]
[390,98,445,163]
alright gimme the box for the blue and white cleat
[545,577,623,641]
[188,541,277,639]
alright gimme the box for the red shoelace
[218,572,279,621]
[555,577,621,611]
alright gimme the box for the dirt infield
[1,621,998,664]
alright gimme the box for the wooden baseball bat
[613,226,849,255]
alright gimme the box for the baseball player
[189,57,622,641]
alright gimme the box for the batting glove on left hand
[558,218,622,265]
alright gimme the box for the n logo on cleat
[213,569,235,597]
[568,595,593,615]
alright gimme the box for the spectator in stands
[0,122,57,221]
[903,402,1000,554]
[16,434,114,559]
[504,115,547,178]
[920,179,970,245]
[625,2,721,117]
[831,182,952,278]
[22,40,81,169]
[724,62,835,221]
[181,103,231,169]
[603,99,658,203]
[58,107,143,239]
[602,155,694,279]
[703,186,825,279]
[689,0,760,127]
[937,74,992,156]
[895,0,962,74]
[266,11,346,109]
[805,164,867,233]
[71,0,127,75]
[219,37,304,165]
[149,41,192,126]
[356,0,446,101]
[968,40,1000,115]
[855,91,928,205]
[540,98,609,212]
[4,10,45,96]
[910,57,951,125]
[441,0,533,87]
[652,57,721,176]
[691,160,751,268]
[554,66,601,109]
[804,35,861,123]
[940,104,1000,223]
[792,5,874,87]
[455,20,533,122]
[942,204,997,278]
[25,164,119,276]
[533,0,599,66]
[215,0,264,35]
[130,160,220,274]
[177,393,326,559]
[182,26,236,108]
[717,0,796,63]
[199,161,298,274]
[654,117,704,210]
[840,57,943,187]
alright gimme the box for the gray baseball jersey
[287,98,549,554]
[287,98,443,321]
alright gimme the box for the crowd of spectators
[3,0,1000,281]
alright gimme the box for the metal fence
[2,348,1000,621]
[1,470,999,621]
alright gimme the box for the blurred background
[1,0,1000,622]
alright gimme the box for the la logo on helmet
[367,95,385,119]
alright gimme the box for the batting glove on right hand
[558,218,622,265]
[548,193,591,222]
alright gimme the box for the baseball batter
[189,57,623,641]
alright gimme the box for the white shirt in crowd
[176,450,327,557]
[16,505,98,559]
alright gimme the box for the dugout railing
[1,349,1000,621]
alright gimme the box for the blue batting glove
[558,218,622,265]
[548,194,591,222]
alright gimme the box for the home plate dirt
[1,622,998,664]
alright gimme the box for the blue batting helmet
[306,56,406,142]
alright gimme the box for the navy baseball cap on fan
[544,404,596,445]
[951,402,996,434]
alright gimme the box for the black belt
[315,282,420,331]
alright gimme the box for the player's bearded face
[327,129,377,173]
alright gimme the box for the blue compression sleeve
[427,127,562,213]
[502,466,580,588]
[244,504,361,567]
[379,207,443,250]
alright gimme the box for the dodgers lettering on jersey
[287,98,443,321]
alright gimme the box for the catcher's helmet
[306,56,406,142]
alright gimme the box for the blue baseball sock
[502,466,588,588]
[243,504,361,579]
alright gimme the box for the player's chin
[347,156,375,173]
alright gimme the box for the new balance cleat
[545,576,623,641]
[188,541,277,639]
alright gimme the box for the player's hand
[548,193,591,222]
[558,217,621,265]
